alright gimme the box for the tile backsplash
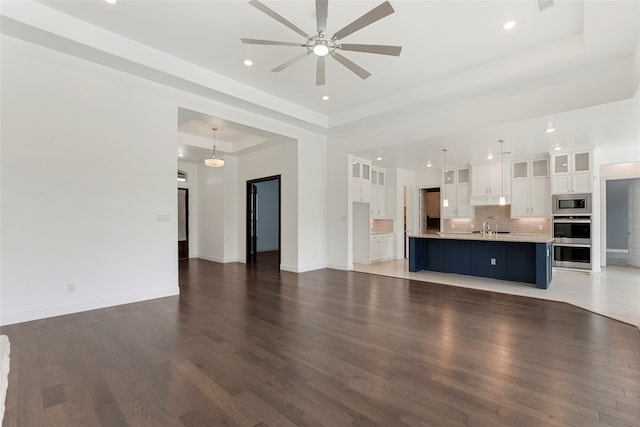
[443,205,550,235]
[371,218,394,233]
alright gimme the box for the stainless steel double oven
[552,194,591,270]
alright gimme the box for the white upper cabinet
[371,167,386,218]
[471,162,511,205]
[442,167,473,218]
[551,151,592,194]
[352,157,372,203]
[510,157,549,218]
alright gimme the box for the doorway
[420,187,441,234]
[178,188,189,260]
[246,175,281,267]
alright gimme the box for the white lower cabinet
[370,233,393,263]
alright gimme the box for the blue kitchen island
[409,233,554,289]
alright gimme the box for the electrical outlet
[539,224,544,230]
[452,223,456,229]
[67,283,76,293]
[471,224,474,229]
[490,258,497,266]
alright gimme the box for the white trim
[328,263,349,270]
[0,335,9,427]
[606,249,629,254]
[197,254,225,263]
[281,263,328,273]
[0,287,179,326]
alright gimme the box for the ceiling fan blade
[271,52,310,72]
[249,0,309,39]
[316,0,328,33]
[316,56,326,86]
[332,52,371,80]
[241,38,304,47]
[333,1,394,41]
[339,43,402,56]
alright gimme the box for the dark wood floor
[2,259,639,426]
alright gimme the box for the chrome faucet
[482,220,490,236]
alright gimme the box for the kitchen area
[353,149,596,288]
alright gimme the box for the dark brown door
[247,183,258,264]
[178,188,189,260]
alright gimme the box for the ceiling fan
[241,0,402,86]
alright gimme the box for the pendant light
[498,139,506,205]
[442,148,449,207]
[205,127,224,168]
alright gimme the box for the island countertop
[408,232,554,244]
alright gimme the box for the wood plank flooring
[2,258,639,426]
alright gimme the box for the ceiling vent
[537,0,554,12]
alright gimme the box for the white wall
[1,35,179,325]
[197,161,226,262]
[1,32,329,324]
[177,160,199,258]
[297,136,328,271]
[236,142,298,270]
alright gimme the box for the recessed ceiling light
[178,152,184,157]
[487,153,494,160]
[376,156,382,161]
[554,145,562,151]
[243,59,253,66]
[105,0,117,4]
[545,127,556,133]
[427,161,432,168]
[321,95,330,101]
[503,21,517,30]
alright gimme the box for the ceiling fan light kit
[241,0,402,86]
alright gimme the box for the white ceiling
[4,0,639,169]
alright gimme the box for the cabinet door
[361,182,371,203]
[552,154,570,175]
[572,173,592,193]
[378,171,385,185]
[362,163,371,182]
[442,183,457,218]
[471,165,489,196]
[531,159,548,178]
[369,238,378,263]
[456,184,473,218]
[573,152,590,173]
[444,169,456,185]
[457,168,469,184]
[551,175,570,194]
[512,161,529,180]
[352,178,362,201]
[530,178,550,217]
[384,235,393,259]
[377,185,385,217]
[488,162,505,196]
[352,160,361,179]
[371,169,378,185]
[370,183,378,216]
[510,180,530,218]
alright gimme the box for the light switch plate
[491,258,496,265]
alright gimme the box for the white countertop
[409,232,554,244]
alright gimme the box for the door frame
[246,175,281,266]
[598,162,640,268]
[178,187,189,260]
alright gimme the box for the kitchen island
[409,233,554,289]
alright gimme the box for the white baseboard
[281,263,328,273]
[198,254,225,263]
[327,263,349,270]
[606,249,629,254]
[0,287,179,326]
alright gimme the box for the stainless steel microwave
[552,194,591,215]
